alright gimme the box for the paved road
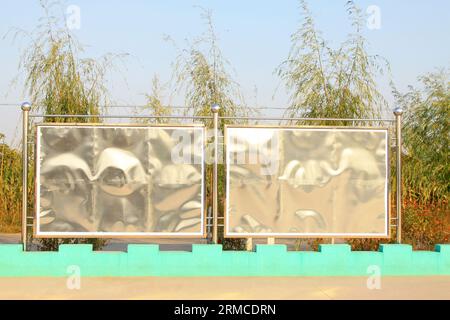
[0,276,449,300]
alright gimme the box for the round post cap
[21,102,32,111]
[211,104,220,113]
[393,107,403,116]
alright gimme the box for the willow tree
[390,69,450,248]
[140,75,171,124]
[393,69,449,205]
[278,0,391,250]
[9,0,122,249]
[13,0,120,122]
[170,8,250,126]
[277,0,388,125]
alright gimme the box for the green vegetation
[1,0,119,248]
[170,8,250,127]
[394,70,449,249]
[0,135,22,233]
[277,0,388,125]
[13,1,120,122]
[140,75,171,123]
[395,70,449,206]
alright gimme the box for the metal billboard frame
[224,125,391,238]
[33,122,207,239]
[19,103,403,250]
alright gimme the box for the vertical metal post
[394,107,403,243]
[246,238,253,251]
[211,104,220,244]
[21,102,31,251]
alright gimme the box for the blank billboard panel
[225,126,389,237]
[35,124,205,237]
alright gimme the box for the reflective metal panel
[225,126,389,237]
[35,124,205,237]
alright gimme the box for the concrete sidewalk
[0,276,449,300]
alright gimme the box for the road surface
[0,276,448,300]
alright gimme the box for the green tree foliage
[277,0,388,125]
[170,8,250,126]
[5,1,121,249]
[0,135,22,232]
[390,70,450,247]
[14,0,122,122]
[141,75,171,124]
[393,69,449,205]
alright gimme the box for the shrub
[0,135,22,233]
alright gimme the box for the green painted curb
[0,244,449,277]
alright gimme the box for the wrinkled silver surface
[225,127,389,237]
[36,125,205,237]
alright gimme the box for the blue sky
[0,0,449,144]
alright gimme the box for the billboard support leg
[21,102,31,252]
[211,104,220,244]
[246,238,253,251]
[394,107,403,244]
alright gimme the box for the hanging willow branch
[9,0,126,123]
[277,0,389,125]
[169,8,253,126]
